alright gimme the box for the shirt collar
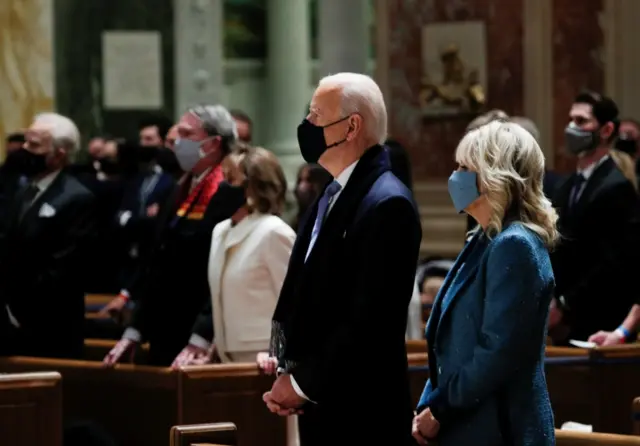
[334,160,358,189]
[33,170,61,193]
[578,155,609,180]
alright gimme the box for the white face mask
[174,138,206,172]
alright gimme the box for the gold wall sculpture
[0,0,55,159]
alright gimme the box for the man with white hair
[0,112,96,359]
[103,104,245,367]
[264,73,422,445]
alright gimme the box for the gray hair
[510,116,540,142]
[33,112,80,155]
[188,104,238,153]
[318,73,388,145]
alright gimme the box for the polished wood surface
[0,371,62,446]
[170,422,237,446]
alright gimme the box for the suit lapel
[572,157,613,215]
[18,173,65,233]
[304,145,390,267]
[428,231,486,340]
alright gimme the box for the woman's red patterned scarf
[176,166,224,220]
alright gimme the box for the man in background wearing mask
[139,115,182,178]
[0,113,96,358]
[548,91,640,344]
[101,118,177,297]
[103,104,245,366]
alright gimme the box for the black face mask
[138,145,159,163]
[98,158,122,176]
[156,147,182,176]
[616,136,638,156]
[218,180,247,213]
[297,116,351,164]
[6,148,48,178]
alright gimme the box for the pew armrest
[170,422,237,446]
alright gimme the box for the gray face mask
[564,121,599,155]
[174,138,205,172]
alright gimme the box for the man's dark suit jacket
[124,179,240,366]
[0,171,96,358]
[271,145,422,446]
[115,171,175,288]
[551,157,640,341]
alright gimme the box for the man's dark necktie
[569,174,586,208]
[19,185,39,219]
[305,180,342,261]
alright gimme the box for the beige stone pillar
[523,0,554,167]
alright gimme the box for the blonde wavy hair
[456,120,560,249]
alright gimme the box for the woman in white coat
[172,144,295,366]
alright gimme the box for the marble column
[523,0,554,167]
[318,0,369,76]
[266,0,310,184]
[174,0,225,119]
[604,0,640,119]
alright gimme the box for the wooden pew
[0,357,286,446]
[0,371,62,446]
[556,430,640,445]
[0,358,177,446]
[632,396,640,435]
[83,338,150,363]
[179,364,286,446]
[85,294,116,313]
[170,422,237,446]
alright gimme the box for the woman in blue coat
[412,120,559,446]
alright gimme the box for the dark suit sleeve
[291,197,422,403]
[417,234,550,424]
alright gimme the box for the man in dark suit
[549,92,640,343]
[103,105,246,366]
[264,73,422,446]
[0,113,96,358]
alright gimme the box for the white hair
[33,112,80,155]
[318,73,387,145]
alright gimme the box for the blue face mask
[448,170,480,214]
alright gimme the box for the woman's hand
[412,408,440,445]
[256,352,278,375]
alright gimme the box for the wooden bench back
[556,430,640,445]
[170,422,237,446]
[179,364,286,446]
[0,357,177,446]
[0,371,62,446]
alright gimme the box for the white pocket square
[38,203,56,218]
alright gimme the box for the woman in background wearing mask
[172,145,294,367]
[291,163,331,231]
[412,120,558,446]
[103,104,245,366]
